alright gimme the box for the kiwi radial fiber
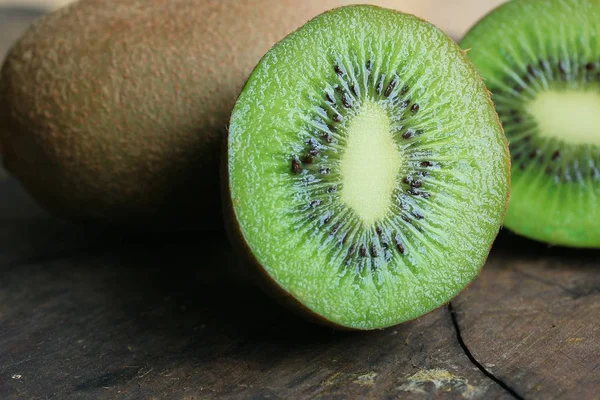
[462,0,600,248]
[0,0,340,229]
[225,6,510,330]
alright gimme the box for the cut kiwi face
[461,0,600,248]
[225,5,510,330]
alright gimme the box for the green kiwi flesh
[226,6,510,330]
[461,0,600,248]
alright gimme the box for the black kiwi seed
[385,78,397,97]
[527,64,536,75]
[552,150,561,161]
[351,85,358,96]
[310,200,321,208]
[420,161,433,167]
[395,237,405,254]
[528,149,540,159]
[291,157,302,174]
[326,92,335,104]
[333,113,342,122]
[348,244,356,257]
[402,130,414,139]
[376,226,383,236]
[366,60,372,71]
[342,233,349,245]
[320,167,331,174]
[410,103,420,113]
[370,244,379,257]
[342,93,352,108]
[400,85,410,95]
[410,180,423,188]
[334,64,343,76]
[331,224,340,235]
[360,245,367,257]
[585,62,596,71]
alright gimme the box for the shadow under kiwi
[491,227,600,264]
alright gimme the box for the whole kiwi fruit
[0,0,340,229]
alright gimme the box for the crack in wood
[447,303,525,400]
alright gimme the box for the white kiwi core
[339,101,402,226]
[527,90,600,145]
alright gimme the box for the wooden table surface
[0,7,598,400]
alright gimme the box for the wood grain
[453,235,600,399]
[0,7,598,400]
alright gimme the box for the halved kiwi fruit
[461,0,600,248]
[224,5,510,330]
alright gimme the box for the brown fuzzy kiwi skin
[0,0,340,229]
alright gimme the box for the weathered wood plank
[0,200,507,399]
[452,233,600,400]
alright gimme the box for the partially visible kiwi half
[461,0,600,248]
[224,5,510,330]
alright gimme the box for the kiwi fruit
[0,0,339,229]
[224,5,510,330]
[461,0,600,248]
